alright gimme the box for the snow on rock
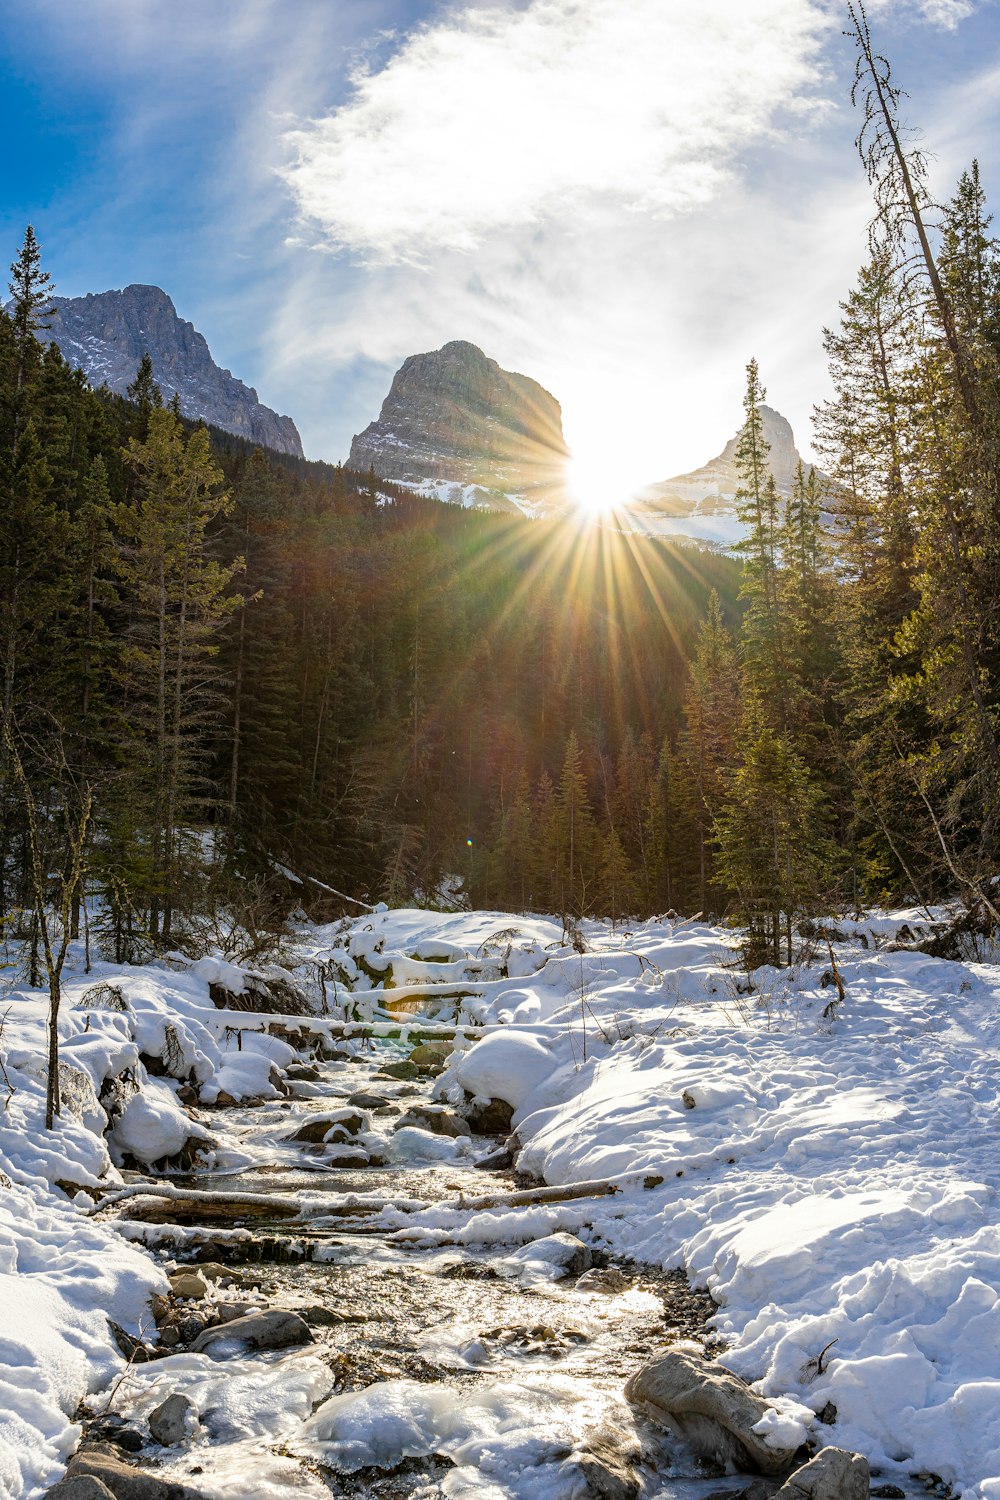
[454,1031,558,1110]
[108,1078,212,1167]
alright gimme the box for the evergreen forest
[4,8,1000,962]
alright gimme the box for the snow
[454,1030,558,1109]
[6,902,1000,1495]
[299,1375,632,1499]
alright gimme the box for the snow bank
[0,944,307,1498]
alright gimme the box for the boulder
[396,1104,469,1138]
[623,1350,799,1476]
[409,1041,452,1066]
[44,1478,118,1500]
[65,1446,208,1500]
[348,1092,391,1109]
[461,1096,514,1135]
[772,1448,870,1500]
[191,1308,312,1354]
[286,1063,321,1082]
[148,1393,196,1447]
[518,1232,593,1277]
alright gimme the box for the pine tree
[115,408,240,941]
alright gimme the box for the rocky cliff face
[637,406,816,516]
[624,406,828,551]
[44,285,303,457]
[348,341,569,508]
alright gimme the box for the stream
[78,1036,884,1500]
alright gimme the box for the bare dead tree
[2,716,91,1129]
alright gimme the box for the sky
[2,0,999,492]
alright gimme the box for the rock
[571,1427,642,1500]
[212,1301,257,1323]
[45,287,303,457]
[212,1090,238,1108]
[707,1484,781,1500]
[286,1063,321,1082]
[190,1261,256,1287]
[576,1267,628,1294]
[409,1041,452,1066]
[107,1322,154,1363]
[148,1393,196,1447]
[268,1064,289,1096]
[347,1091,391,1108]
[191,1308,312,1354]
[524,1232,593,1277]
[348,341,569,509]
[168,1270,208,1300]
[379,1059,419,1080]
[461,1096,514,1135]
[297,1304,343,1327]
[772,1448,870,1500]
[871,1488,905,1499]
[396,1104,469,1138]
[473,1144,514,1170]
[158,1327,179,1347]
[66,1445,208,1500]
[290,1109,365,1143]
[44,1478,118,1500]
[149,1294,172,1325]
[623,1349,799,1476]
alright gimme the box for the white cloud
[279,0,831,266]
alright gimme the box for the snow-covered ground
[3,905,1000,1496]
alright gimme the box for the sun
[566,452,629,518]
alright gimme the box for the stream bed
[77,1038,880,1500]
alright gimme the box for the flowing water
[83,1039,914,1500]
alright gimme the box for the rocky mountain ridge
[42,285,303,457]
[348,340,570,514]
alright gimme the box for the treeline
[0,234,739,956]
[670,7,1000,960]
[7,10,1000,955]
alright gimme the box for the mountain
[626,405,826,548]
[347,340,570,514]
[43,285,303,457]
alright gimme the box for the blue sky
[2,0,999,488]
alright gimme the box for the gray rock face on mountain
[636,406,819,517]
[44,285,303,457]
[348,341,569,507]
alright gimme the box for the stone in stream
[191,1308,312,1354]
[461,1096,514,1134]
[64,1444,209,1500]
[772,1447,870,1500]
[409,1041,452,1066]
[396,1103,469,1138]
[290,1109,366,1143]
[148,1393,196,1447]
[189,1261,257,1288]
[379,1059,420,1080]
[43,1478,118,1500]
[519,1232,593,1277]
[347,1091,392,1108]
[623,1349,800,1476]
[168,1270,208,1300]
[286,1063,321,1081]
[212,1301,258,1323]
[570,1426,642,1500]
[576,1267,629,1294]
